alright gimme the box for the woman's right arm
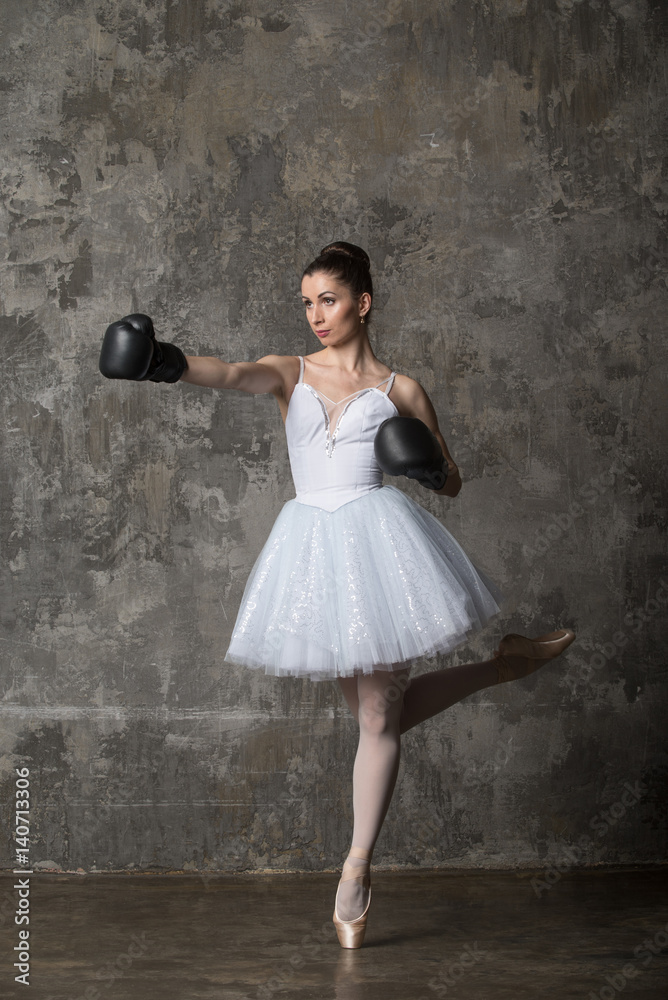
[180,354,288,396]
[98,314,291,397]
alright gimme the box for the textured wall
[1,0,666,874]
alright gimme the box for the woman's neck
[312,335,381,375]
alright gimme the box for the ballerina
[99,240,575,949]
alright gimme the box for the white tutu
[223,485,502,682]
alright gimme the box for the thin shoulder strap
[382,372,396,395]
[297,355,304,383]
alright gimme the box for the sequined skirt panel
[223,485,502,681]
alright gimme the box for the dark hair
[302,241,373,324]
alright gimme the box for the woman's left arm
[394,376,462,498]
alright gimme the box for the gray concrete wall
[1,0,666,873]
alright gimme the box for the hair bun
[319,241,370,270]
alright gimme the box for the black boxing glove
[99,314,187,383]
[374,416,448,491]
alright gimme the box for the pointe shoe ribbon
[332,846,372,949]
[493,628,576,684]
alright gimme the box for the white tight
[334,658,499,919]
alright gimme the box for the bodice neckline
[297,355,395,401]
[288,362,398,459]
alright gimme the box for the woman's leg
[337,675,360,720]
[338,659,499,736]
[397,629,576,733]
[335,667,410,921]
[398,659,500,734]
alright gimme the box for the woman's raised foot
[492,628,576,684]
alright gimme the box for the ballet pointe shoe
[492,629,576,684]
[332,846,372,949]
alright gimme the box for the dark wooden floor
[1,866,666,998]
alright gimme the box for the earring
[360,316,365,325]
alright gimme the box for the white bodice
[285,355,398,512]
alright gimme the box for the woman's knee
[357,670,410,733]
[358,700,395,735]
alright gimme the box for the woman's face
[301,272,369,345]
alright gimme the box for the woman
[100,241,575,949]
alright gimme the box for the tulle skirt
[223,485,502,682]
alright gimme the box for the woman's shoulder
[389,371,425,402]
[256,352,301,364]
[255,353,301,376]
[253,354,301,400]
[387,372,443,421]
